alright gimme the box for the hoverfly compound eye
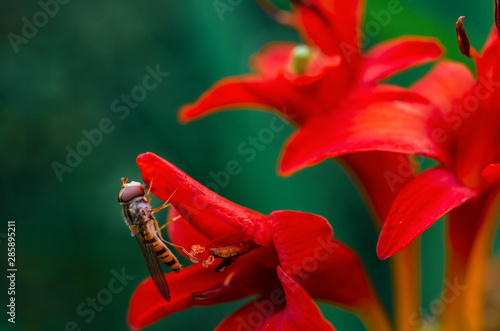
[119,182,145,203]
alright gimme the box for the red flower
[377,23,500,259]
[374,17,500,330]
[178,0,443,178]
[177,2,442,326]
[127,152,389,331]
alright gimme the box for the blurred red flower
[377,25,500,259]
[177,3,443,326]
[375,19,500,330]
[179,0,442,176]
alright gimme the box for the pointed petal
[137,153,271,245]
[269,211,386,315]
[361,36,443,84]
[278,88,442,176]
[377,167,478,259]
[216,266,335,331]
[178,75,284,123]
[293,0,363,63]
[127,265,228,330]
[179,43,299,123]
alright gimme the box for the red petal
[361,36,443,84]
[179,43,300,124]
[269,210,332,276]
[278,88,442,176]
[215,266,335,331]
[215,296,286,331]
[128,252,279,330]
[476,26,500,79]
[293,0,363,63]
[269,211,382,310]
[377,167,478,259]
[481,26,498,55]
[127,264,227,330]
[166,208,211,256]
[411,60,475,118]
[137,153,271,245]
[178,41,347,126]
[178,75,284,123]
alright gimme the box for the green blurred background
[1,0,498,330]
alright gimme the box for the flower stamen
[456,16,471,58]
[291,45,313,75]
[210,240,260,273]
[202,255,215,268]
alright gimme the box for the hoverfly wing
[135,229,171,301]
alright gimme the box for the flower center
[291,44,313,75]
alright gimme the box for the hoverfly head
[118,178,146,204]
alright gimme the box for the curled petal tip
[276,168,293,178]
[376,236,392,260]
[456,16,471,58]
[191,272,234,301]
[177,107,193,124]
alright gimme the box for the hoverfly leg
[162,215,182,228]
[152,215,180,243]
[151,215,206,263]
[145,178,154,202]
[152,216,167,242]
[150,186,181,213]
[151,201,171,213]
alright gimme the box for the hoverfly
[118,177,181,301]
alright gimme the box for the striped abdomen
[142,225,181,273]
